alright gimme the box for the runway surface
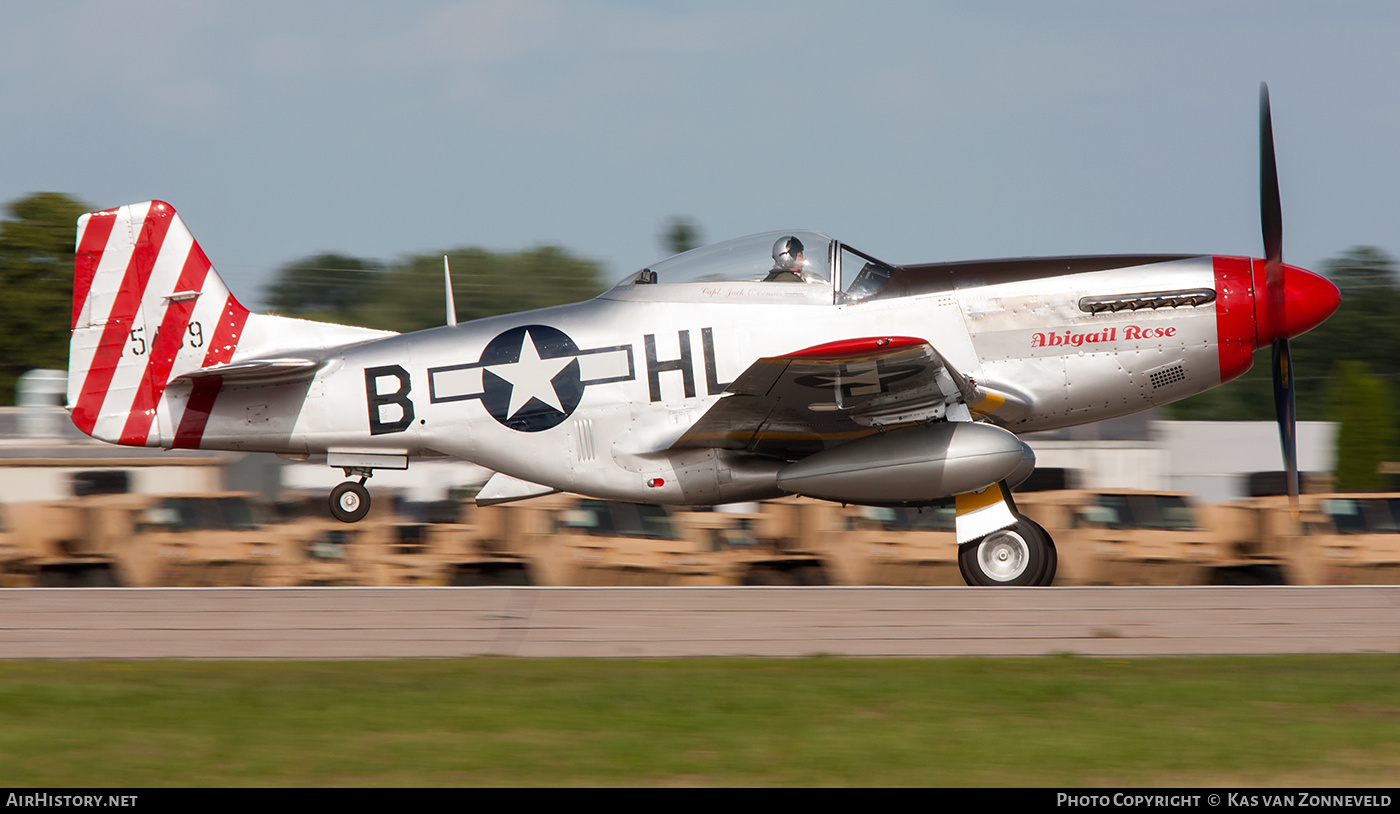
[2,586,1398,659]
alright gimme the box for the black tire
[1023,518,1057,586]
[329,481,371,523]
[957,517,1048,587]
[1040,536,1058,586]
[957,542,989,586]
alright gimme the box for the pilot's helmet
[772,236,806,271]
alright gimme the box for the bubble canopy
[620,230,834,287]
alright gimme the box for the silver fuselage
[181,256,1225,503]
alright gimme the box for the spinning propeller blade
[1260,82,1299,513]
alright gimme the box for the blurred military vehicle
[768,499,961,585]
[5,470,1397,588]
[277,494,530,586]
[1207,473,1400,585]
[1299,494,1400,583]
[0,493,285,587]
[0,501,120,586]
[672,502,828,586]
[1015,490,1224,585]
[468,496,826,586]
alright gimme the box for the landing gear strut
[329,468,373,523]
[958,516,1057,586]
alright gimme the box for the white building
[1023,410,1336,503]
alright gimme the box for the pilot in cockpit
[764,236,808,282]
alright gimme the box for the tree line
[264,247,606,334]
[264,215,703,332]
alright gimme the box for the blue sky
[3,1,1397,305]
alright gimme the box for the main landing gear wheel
[1034,519,1058,587]
[958,516,1056,587]
[329,481,371,523]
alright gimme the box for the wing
[673,336,982,459]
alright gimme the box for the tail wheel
[329,481,371,523]
[958,516,1055,587]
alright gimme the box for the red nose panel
[1213,256,1257,383]
[1251,260,1341,345]
[1213,256,1341,384]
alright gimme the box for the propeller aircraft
[64,85,1338,586]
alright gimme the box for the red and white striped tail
[68,201,250,447]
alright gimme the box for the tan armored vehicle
[274,495,531,586]
[670,502,827,586]
[1015,490,1223,585]
[0,505,19,586]
[0,501,122,587]
[768,499,960,586]
[128,493,294,586]
[470,495,702,585]
[1207,492,1400,585]
[380,500,531,587]
[1302,494,1400,583]
[469,496,826,586]
[0,493,291,587]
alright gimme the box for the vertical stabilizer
[69,201,398,450]
[69,201,248,446]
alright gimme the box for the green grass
[0,656,1397,786]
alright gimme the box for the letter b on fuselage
[365,365,415,435]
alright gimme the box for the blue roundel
[478,325,583,432]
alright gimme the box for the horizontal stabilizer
[175,357,320,385]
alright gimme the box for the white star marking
[486,329,575,419]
